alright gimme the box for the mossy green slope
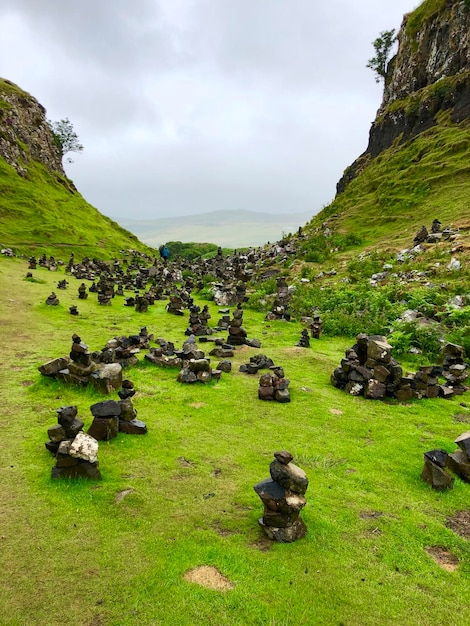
[0,156,152,258]
[0,78,153,259]
[301,112,470,258]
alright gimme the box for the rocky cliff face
[337,0,470,193]
[0,78,65,178]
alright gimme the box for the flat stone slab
[119,418,148,435]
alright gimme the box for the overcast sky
[0,0,416,220]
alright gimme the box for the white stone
[69,432,98,463]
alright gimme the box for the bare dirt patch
[189,402,206,409]
[425,546,459,572]
[446,510,470,540]
[210,521,240,537]
[330,408,343,415]
[453,413,470,424]
[20,380,34,387]
[251,535,273,552]
[360,510,383,520]
[184,565,235,590]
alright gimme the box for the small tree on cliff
[48,117,83,164]
[367,29,397,83]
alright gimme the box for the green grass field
[1,256,470,626]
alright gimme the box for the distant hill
[116,209,315,248]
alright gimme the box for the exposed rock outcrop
[337,0,470,193]
[0,78,66,178]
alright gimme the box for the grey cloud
[0,0,416,221]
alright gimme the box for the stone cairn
[118,380,148,434]
[38,334,123,394]
[166,294,185,315]
[177,357,222,384]
[78,283,88,299]
[258,365,290,403]
[442,343,468,395]
[240,354,274,375]
[226,304,261,348]
[46,406,101,480]
[135,294,149,313]
[176,336,222,384]
[310,314,323,339]
[227,303,247,346]
[296,329,310,348]
[87,391,147,440]
[28,256,37,269]
[265,277,291,321]
[45,292,59,305]
[145,338,182,369]
[254,450,308,542]
[57,279,68,290]
[186,304,212,336]
[69,305,79,316]
[331,334,468,401]
[422,431,470,490]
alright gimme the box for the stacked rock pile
[240,354,274,374]
[134,294,149,312]
[45,292,59,305]
[226,304,261,348]
[145,339,182,368]
[296,329,310,347]
[258,366,290,402]
[422,431,470,490]
[177,358,222,384]
[254,450,308,542]
[94,328,152,369]
[265,277,291,321]
[310,314,323,339]
[331,334,468,401]
[166,294,185,315]
[88,400,121,441]
[38,335,122,394]
[186,304,212,336]
[227,303,247,346]
[207,340,235,359]
[46,406,101,480]
[87,392,148,439]
[442,343,468,394]
[78,283,88,299]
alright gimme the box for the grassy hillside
[292,114,470,274]
[0,78,153,259]
[0,157,154,258]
